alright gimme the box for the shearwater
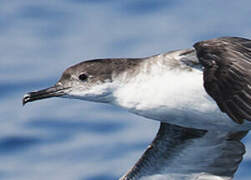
[23,37,251,180]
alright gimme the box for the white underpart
[112,52,238,130]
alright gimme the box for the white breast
[113,60,235,130]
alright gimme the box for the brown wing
[194,37,251,124]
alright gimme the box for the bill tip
[22,93,30,106]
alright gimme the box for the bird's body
[110,50,239,131]
[23,37,251,180]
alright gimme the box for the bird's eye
[79,73,88,81]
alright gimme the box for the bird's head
[23,58,142,105]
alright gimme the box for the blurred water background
[1,0,251,179]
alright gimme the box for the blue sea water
[1,0,251,179]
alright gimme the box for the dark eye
[79,73,88,81]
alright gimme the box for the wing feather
[194,37,251,124]
[120,123,247,180]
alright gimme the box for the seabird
[23,37,251,180]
